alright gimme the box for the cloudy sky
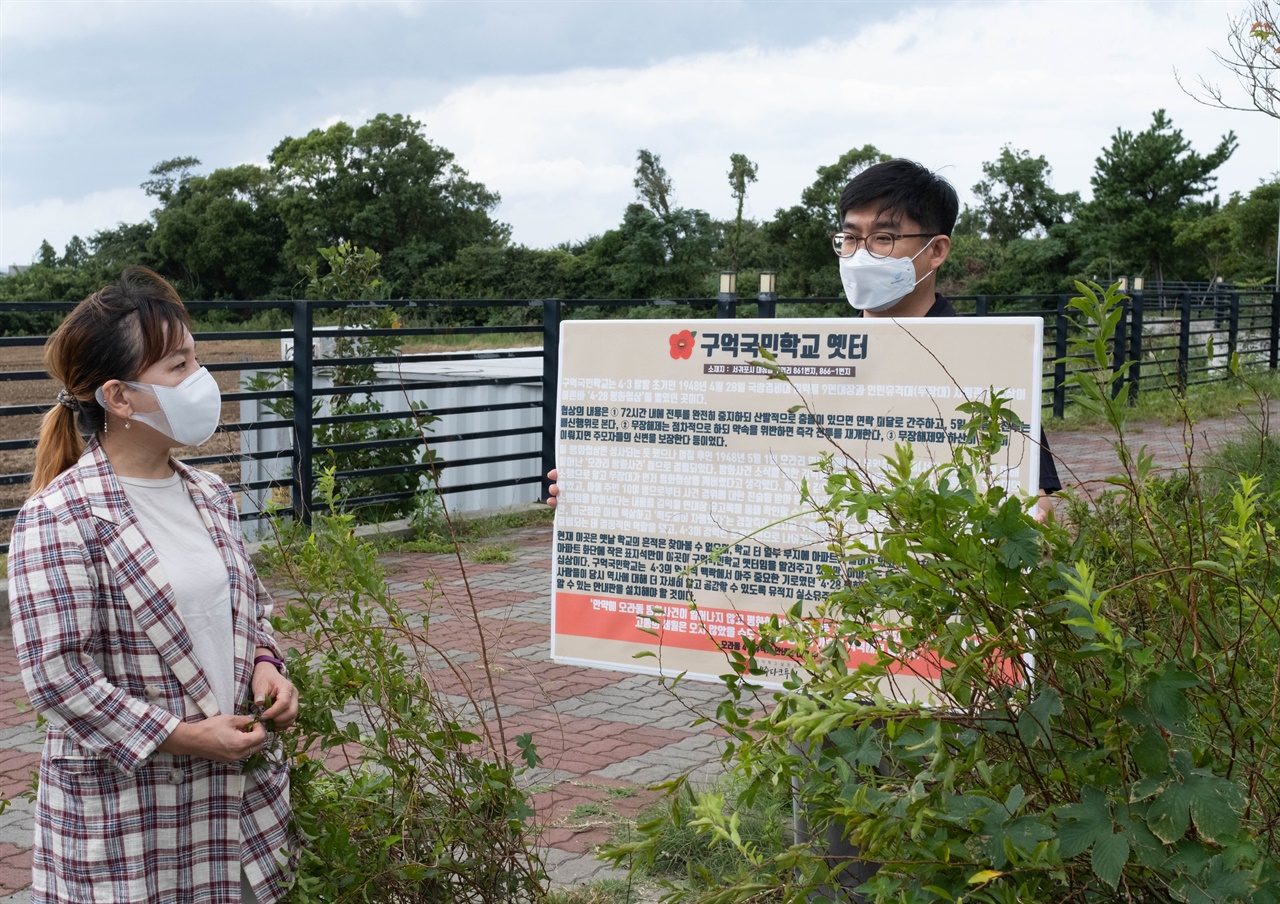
[2,0,1278,269]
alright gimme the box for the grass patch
[389,504,555,555]
[467,544,516,564]
[569,801,613,819]
[544,878,647,904]
[1046,368,1280,430]
[1202,428,1280,494]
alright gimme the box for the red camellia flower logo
[669,329,696,360]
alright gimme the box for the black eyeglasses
[831,231,935,259]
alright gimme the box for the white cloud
[0,0,119,43]
[0,93,108,140]
[419,0,1279,248]
[0,188,152,267]
[3,0,1276,265]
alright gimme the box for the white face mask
[97,366,222,447]
[839,238,937,313]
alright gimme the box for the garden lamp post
[718,270,737,320]
[1128,277,1145,405]
[758,271,777,319]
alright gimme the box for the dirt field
[1,338,279,549]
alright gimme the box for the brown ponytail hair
[31,267,192,494]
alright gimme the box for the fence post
[541,298,562,501]
[1178,291,1192,392]
[1127,286,1144,405]
[1271,289,1280,371]
[1227,291,1240,373]
[291,299,314,524]
[1111,298,1128,400]
[976,295,988,316]
[1053,294,1068,420]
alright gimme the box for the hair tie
[55,389,81,411]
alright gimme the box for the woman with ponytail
[9,267,296,903]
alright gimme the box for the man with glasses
[803,159,1061,899]
[831,158,1060,518]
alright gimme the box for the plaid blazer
[8,439,294,903]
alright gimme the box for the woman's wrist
[253,653,285,672]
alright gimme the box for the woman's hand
[159,714,267,764]
[252,659,299,730]
[546,467,560,508]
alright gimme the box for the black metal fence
[2,285,1277,554]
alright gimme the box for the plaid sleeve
[8,499,182,775]
[252,575,281,657]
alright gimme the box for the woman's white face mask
[96,366,222,447]
[839,238,937,313]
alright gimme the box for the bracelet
[253,654,285,671]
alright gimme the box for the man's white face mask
[839,238,937,313]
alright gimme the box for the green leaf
[1131,727,1169,777]
[1143,667,1198,732]
[1057,786,1111,859]
[515,732,542,769]
[1200,852,1254,901]
[828,725,883,770]
[1147,781,1193,844]
[1016,688,1062,747]
[1187,775,1244,844]
[1130,775,1166,802]
[1118,804,1168,869]
[1091,830,1129,890]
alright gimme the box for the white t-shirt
[118,472,236,715]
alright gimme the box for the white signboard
[551,317,1043,695]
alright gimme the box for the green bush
[268,471,544,902]
[611,282,1280,902]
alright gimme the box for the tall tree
[37,240,57,268]
[633,149,674,216]
[1083,109,1236,282]
[147,163,287,298]
[59,236,90,269]
[600,203,716,298]
[726,153,759,271]
[1174,179,1280,282]
[142,156,202,205]
[269,113,506,292]
[89,222,155,271]
[971,146,1079,243]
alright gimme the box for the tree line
[2,108,1275,313]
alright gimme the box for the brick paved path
[1047,404,1276,503]
[0,405,1271,901]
